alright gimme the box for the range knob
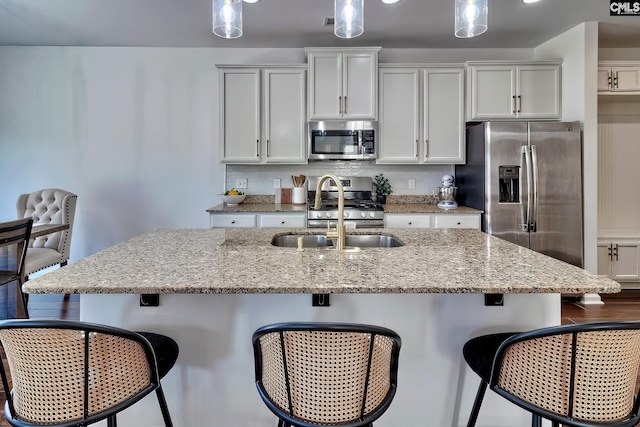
[369,212,376,218]
[343,211,350,218]
[360,212,367,218]
[316,212,324,218]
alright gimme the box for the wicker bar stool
[0,319,179,427]
[462,321,640,427]
[252,322,401,427]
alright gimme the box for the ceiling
[0,0,639,49]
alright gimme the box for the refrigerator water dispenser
[499,166,520,203]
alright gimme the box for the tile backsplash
[225,162,454,196]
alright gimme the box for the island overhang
[23,228,619,295]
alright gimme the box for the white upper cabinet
[467,61,561,120]
[598,62,640,93]
[306,48,380,120]
[219,66,307,164]
[219,68,261,163]
[377,65,465,164]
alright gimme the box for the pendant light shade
[334,0,364,39]
[213,0,243,39]
[454,0,488,38]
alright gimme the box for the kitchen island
[25,228,618,427]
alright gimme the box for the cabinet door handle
[267,139,270,157]
[608,72,612,89]
[256,140,260,157]
[338,96,342,114]
[425,140,429,158]
[415,140,419,158]
[344,96,347,114]
[614,71,619,89]
[517,95,522,113]
[608,243,613,260]
[614,244,619,261]
[512,95,516,114]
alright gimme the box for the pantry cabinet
[306,47,380,120]
[377,66,465,164]
[219,66,307,164]
[597,239,640,284]
[598,62,640,93]
[466,61,561,120]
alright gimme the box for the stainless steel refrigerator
[455,121,583,267]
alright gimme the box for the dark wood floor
[0,291,639,426]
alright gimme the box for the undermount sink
[271,234,404,248]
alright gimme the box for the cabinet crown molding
[304,46,381,56]
[216,64,307,69]
[465,60,562,66]
[378,63,464,68]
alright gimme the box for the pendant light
[454,0,488,38]
[213,0,243,39]
[334,0,364,39]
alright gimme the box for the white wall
[0,46,538,263]
[535,23,600,277]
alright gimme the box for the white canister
[292,187,306,205]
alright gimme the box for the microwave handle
[357,130,363,155]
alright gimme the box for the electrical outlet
[274,178,281,189]
[236,178,247,189]
[408,179,416,190]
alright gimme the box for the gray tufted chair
[16,188,77,279]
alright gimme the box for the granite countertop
[24,228,618,295]
[207,195,483,214]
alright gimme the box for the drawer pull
[457,221,461,225]
[281,220,285,224]
[231,220,236,224]
[408,221,412,225]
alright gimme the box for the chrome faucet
[314,174,346,250]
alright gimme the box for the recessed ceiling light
[243,0,260,3]
[381,0,400,4]
[522,0,541,3]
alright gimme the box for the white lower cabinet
[259,213,307,228]
[597,239,640,285]
[210,213,306,229]
[432,214,481,229]
[384,214,431,228]
[210,214,257,228]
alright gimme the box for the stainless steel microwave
[308,121,377,161]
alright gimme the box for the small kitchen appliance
[434,174,458,209]
[307,176,384,228]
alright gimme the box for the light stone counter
[24,228,618,295]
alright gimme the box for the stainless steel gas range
[307,176,384,228]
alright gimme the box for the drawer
[432,214,480,229]
[384,214,431,228]
[259,214,307,228]
[210,214,256,228]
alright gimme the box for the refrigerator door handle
[521,145,531,232]
[530,144,539,232]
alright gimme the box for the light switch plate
[274,178,281,189]
[408,179,416,190]
[236,178,248,189]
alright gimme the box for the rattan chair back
[0,219,33,317]
[0,319,163,427]
[253,323,401,427]
[490,321,640,427]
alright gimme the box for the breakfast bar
[24,228,619,427]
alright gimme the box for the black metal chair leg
[466,380,488,427]
[156,385,174,427]
[107,414,117,427]
[531,414,542,427]
[18,285,29,319]
[552,421,560,427]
